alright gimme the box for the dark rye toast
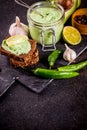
[10,55,39,67]
[0,39,39,67]
[0,39,37,62]
[10,49,39,67]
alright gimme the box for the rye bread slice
[10,49,39,67]
[0,39,37,62]
[10,56,39,67]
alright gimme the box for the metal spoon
[15,0,44,17]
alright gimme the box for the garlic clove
[9,16,29,37]
[9,23,16,36]
[16,16,21,27]
[16,16,29,33]
[21,23,29,34]
[63,44,77,63]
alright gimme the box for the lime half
[63,26,81,45]
[6,35,28,47]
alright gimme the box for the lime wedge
[63,26,81,45]
[6,35,28,46]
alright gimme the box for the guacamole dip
[27,4,64,45]
[2,35,31,55]
[30,7,62,24]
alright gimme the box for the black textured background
[0,0,87,130]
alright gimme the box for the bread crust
[10,49,39,67]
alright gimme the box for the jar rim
[27,1,65,26]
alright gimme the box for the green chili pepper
[33,68,79,79]
[58,60,87,72]
[48,50,62,69]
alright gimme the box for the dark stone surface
[0,0,87,130]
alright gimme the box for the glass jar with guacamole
[27,1,64,51]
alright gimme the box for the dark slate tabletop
[0,0,87,130]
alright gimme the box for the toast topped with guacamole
[0,35,39,67]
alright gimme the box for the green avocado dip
[30,7,62,24]
[27,2,64,46]
[2,35,31,55]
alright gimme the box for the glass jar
[27,1,64,51]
